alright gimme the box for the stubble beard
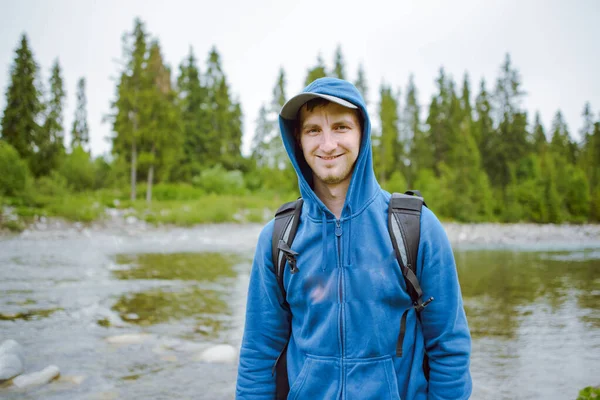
[316,164,355,185]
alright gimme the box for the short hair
[294,98,364,143]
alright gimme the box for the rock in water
[0,354,24,381]
[0,340,25,381]
[0,340,24,359]
[12,365,60,388]
[194,344,237,364]
[105,333,153,345]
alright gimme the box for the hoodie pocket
[345,355,401,400]
[288,355,341,400]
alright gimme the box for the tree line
[1,18,599,223]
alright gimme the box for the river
[0,223,599,399]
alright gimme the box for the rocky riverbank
[3,210,599,250]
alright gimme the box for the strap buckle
[278,240,299,274]
[414,296,434,313]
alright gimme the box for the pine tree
[71,77,89,150]
[548,110,590,220]
[376,84,401,186]
[408,78,433,185]
[354,63,368,104]
[304,54,327,87]
[474,78,494,160]
[138,40,181,202]
[0,34,43,170]
[204,47,228,167]
[492,53,530,190]
[111,18,149,200]
[34,59,67,176]
[460,73,473,123]
[204,46,243,169]
[332,45,346,80]
[445,74,492,221]
[532,112,547,154]
[175,47,208,180]
[579,102,595,143]
[550,110,572,162]
[403,75,423,183]
[578,103,597,190]
[426,68,455,176]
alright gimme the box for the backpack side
[388,190,434,379]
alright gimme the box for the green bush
[0,141,30,196]
[192,165,247,195]
[44,194,103,222]
[36,170,70,197]
[146,183,205,201]
[255,166,298,194]
[59,146,95,191]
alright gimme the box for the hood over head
[278,77,380,220]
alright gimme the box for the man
[236,77,472,399]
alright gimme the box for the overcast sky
[1,0,599,157]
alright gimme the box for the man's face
[298,102,362,188]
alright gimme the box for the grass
[132,193,291,225]
[0,188,298,230]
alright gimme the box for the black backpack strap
[272,198,303,299]
[271,198,303,400]
[388,192,434,360]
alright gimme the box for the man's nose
[319,130,337,153]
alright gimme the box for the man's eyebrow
[301,122,320,130]
[331,117,357,126]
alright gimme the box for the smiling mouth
[318,154,342,160]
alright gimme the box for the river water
[0,224,599,399]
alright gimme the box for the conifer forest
[1,18,600,227]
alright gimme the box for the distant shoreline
[3,213,600,251]
[443,222,600,250]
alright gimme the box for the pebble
[194,344,237,364]
[105,333,153,345]
[12,365,60,388]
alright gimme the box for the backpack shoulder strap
[388,191,434,358]
[271,198,303,301]
[271,198,303,400]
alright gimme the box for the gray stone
[13,365,60,388]
[0,340,24,381]
[0,340,24,359]
[0,354,24,381]
[193,344,237,364]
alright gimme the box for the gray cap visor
[279,92,358,120]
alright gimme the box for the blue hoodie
[236,78,472,399]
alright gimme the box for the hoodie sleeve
[418,208,472,400]
[236,220,292,399]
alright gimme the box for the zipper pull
[335,220,342,237]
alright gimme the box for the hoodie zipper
[335,218,344,398]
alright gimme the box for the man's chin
[318,173,348,185]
